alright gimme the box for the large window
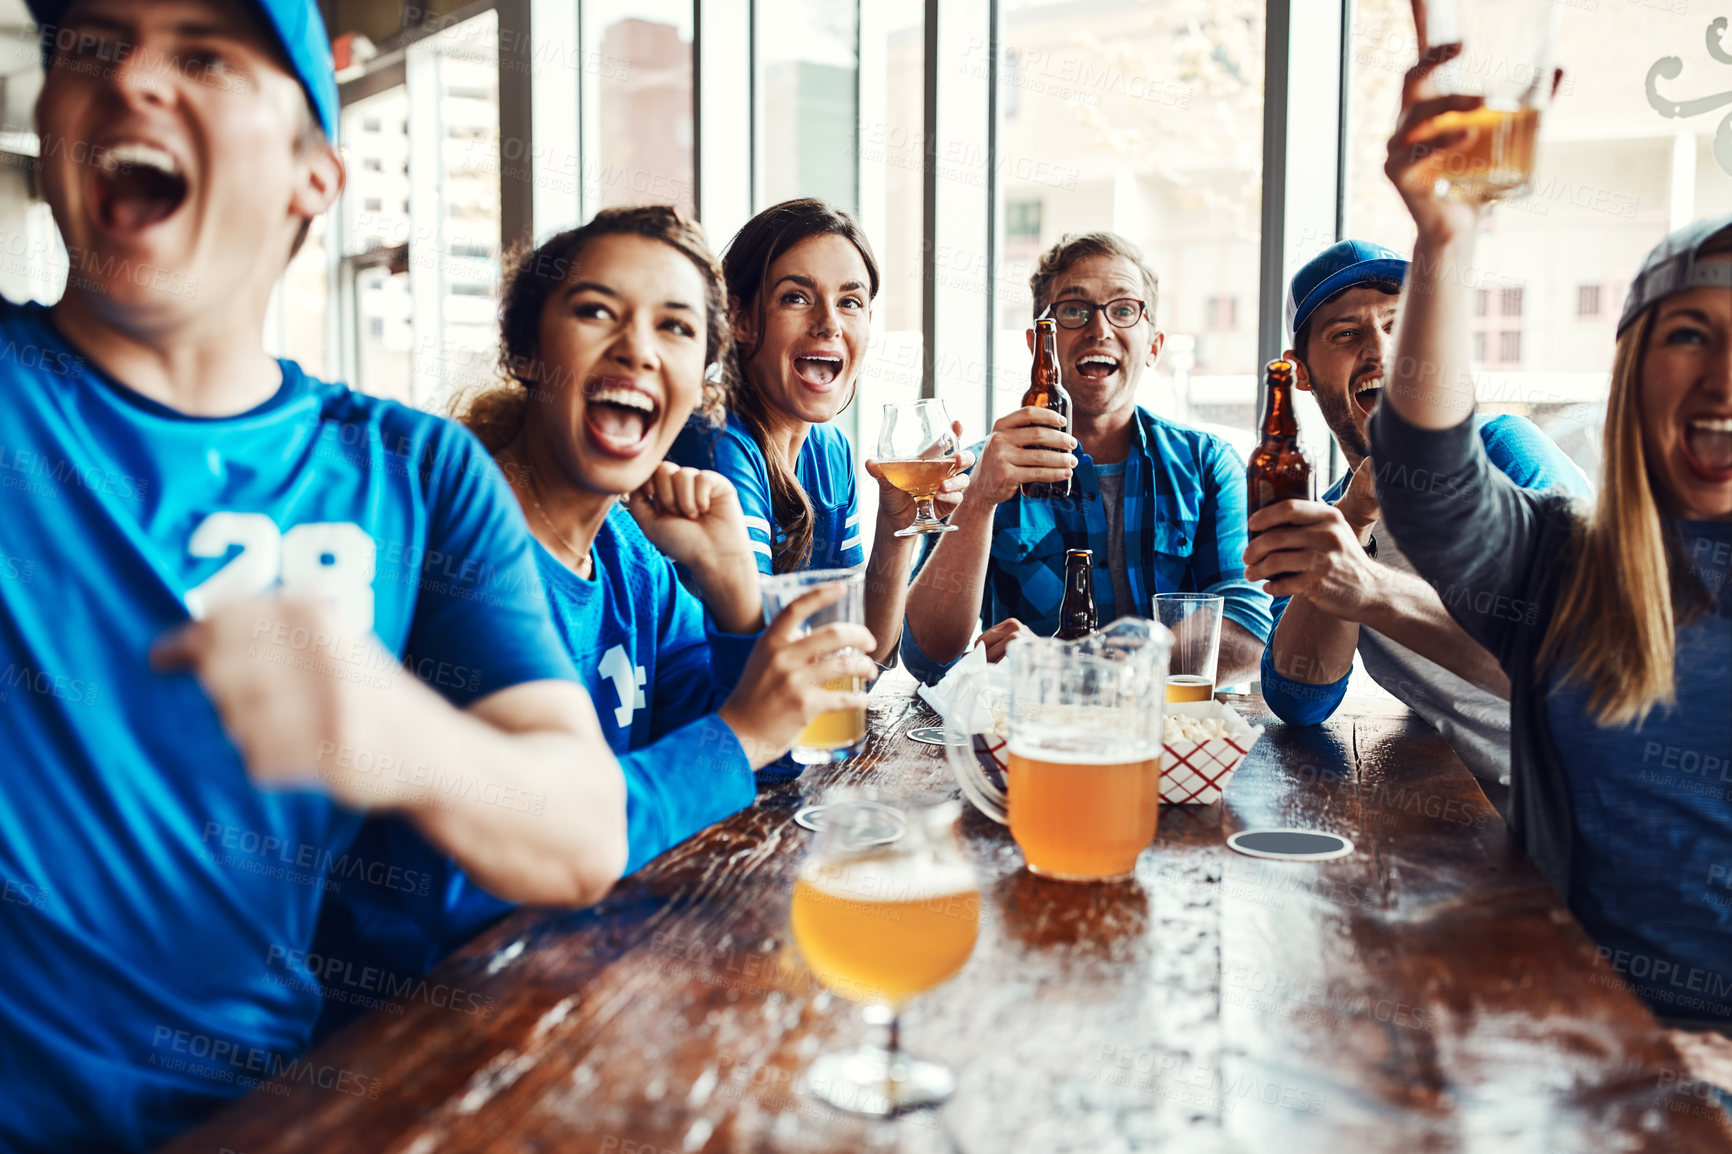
[755,0,860,214]
[994,0,1268,462]
[339,86,412,405]
[160,0,1732,495]
[1346,0,1732,487]
[325,12,503,411]
[588,0,695,215]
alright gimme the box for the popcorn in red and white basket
[1161,701,1263,806]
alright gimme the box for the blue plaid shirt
[901,406,1273,684]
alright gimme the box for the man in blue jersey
[0,2,627,1150]
[901,231,1273,683]
[1247,241,1590,790]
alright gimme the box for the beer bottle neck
[1261,378,1299,439]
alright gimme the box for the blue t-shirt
[1261,413,1591,725]
[311,504,759,1035]
[668,412,865,573]
[0,301,573,1153]
[1546,520,1732,1025]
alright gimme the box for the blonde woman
[1376,16,1730,1028]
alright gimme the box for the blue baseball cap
[1286,240,1409,343]
[27,0,338,140]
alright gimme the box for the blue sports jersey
[311,504,758,1036]
[0,300,574,1153]
[668,412,865,573]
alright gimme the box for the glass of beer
[876,399,962,537]
[761,568,868,765]
[1423,0,1560,203]
[1154,593,1223,703]
[791,798,980,1115]
[1003,619,1169,882]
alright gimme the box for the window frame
[317,0,1357,429]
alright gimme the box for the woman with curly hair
[312,208,875,1024]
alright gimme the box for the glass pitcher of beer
[944,618,1171,882]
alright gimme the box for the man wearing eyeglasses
[901,231,1272,684]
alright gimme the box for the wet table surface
[168,677,1731,1153]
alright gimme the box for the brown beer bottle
[1246,358,1313,537]
[1054,549,1097,640]
[1021,317,1075,501]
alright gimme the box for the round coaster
[1225,828,1355,862]
[905,726,947,746]
[792,802,906,846]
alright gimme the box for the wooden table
[169,680,1731,1153]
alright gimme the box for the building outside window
[1205,295,1238,332]
[1005,199,1042,241]
[589,1,695,216]
[1500,330,1523,366]
[1346,0,1732,487]
[993,0,1270,463]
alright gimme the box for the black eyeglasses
[1041,298,1149,330]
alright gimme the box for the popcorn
[1161,701,1263,805]
[1163,713,1230,743]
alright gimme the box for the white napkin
[916,644,1009,737]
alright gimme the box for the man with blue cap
[0,2,628,1149]
[1244,239,1589,793]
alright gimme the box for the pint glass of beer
[761,568,867,764]
[1154,593,1223,702]
[1423,0,1561,203]
[1004,618,1171,882]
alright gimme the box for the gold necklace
[509,450,594,579]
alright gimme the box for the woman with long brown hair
[668,198,971,669]
[311,207,877,1024]
[1375,10,1730,1029]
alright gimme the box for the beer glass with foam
[876,399,962,537]
[1423,0,1561,203]
[944,618,1172,882]
[791,798,979,1114]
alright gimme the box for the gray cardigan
[1367,403,1582,897]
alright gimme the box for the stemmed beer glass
[877,400,962,537]
[790,798,980,1115]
